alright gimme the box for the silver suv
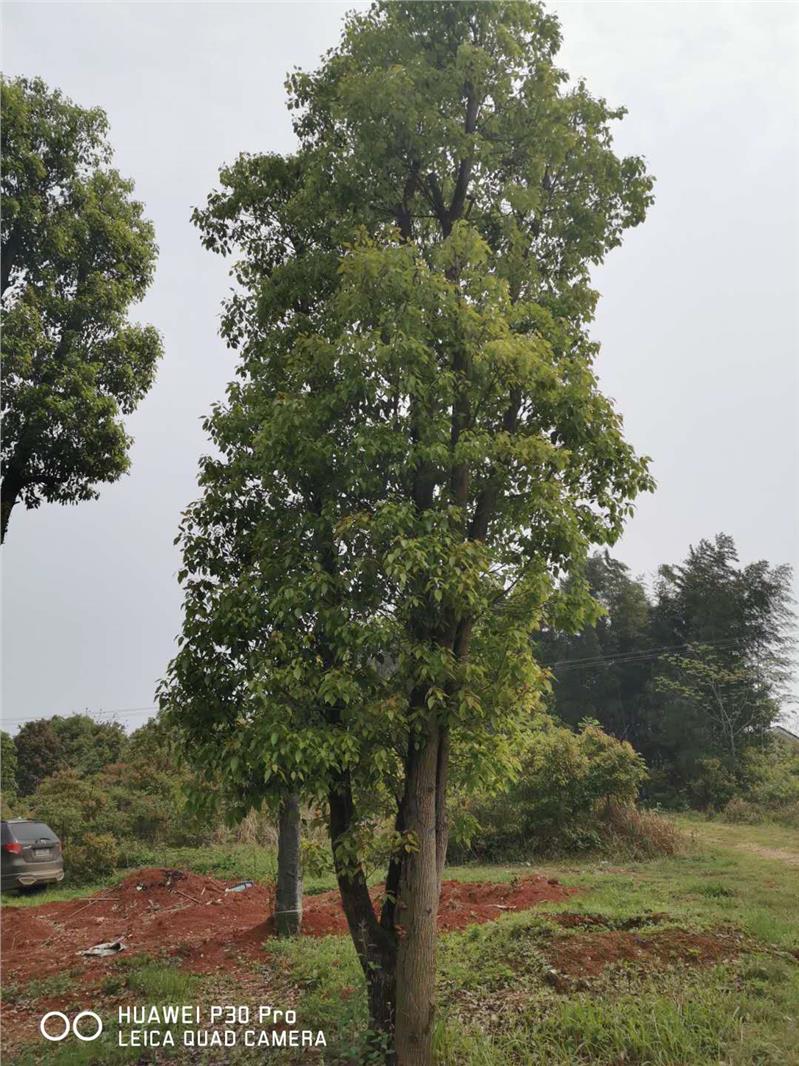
[1,819,64,891]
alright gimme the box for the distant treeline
[1,533,796,831]
[537,533,795,807]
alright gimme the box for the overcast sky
[2,1,798,734]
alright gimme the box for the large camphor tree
[162,4,654,1062]
[1,76,162,542]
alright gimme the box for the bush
[458,718,650,859]
[720,739,799,826]
[67,832,119,884]
[600,802,683,859]
[687,758,738,810]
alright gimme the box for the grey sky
[2,1,798,734]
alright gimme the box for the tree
[647,534,794,800]
[539,536,795,806]
[657,644,768,765]
[163,4,653,1061]
[1,730,19,801]
[0,76,162,541]
[13,713,127,794]
[537,552,653,744]
[12,719,63,796]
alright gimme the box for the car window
[0,822,10,844]
[9,822,58,843]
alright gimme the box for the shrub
[67,832,119,884]
[687,758,738,810]
[459,718,650,859]
[600,802,683,859]
[720,739,799,826]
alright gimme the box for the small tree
[164,4,653,1061]
[657,645,772,768]
[1,76,162,541]
[12,719,64,796]
[1,730,19,802]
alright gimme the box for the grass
[261,818,799,1064]
[676,812,799,855]
[3,819,798,1064]
[9,958,201,1066]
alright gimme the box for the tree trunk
[328,774,399,1057]
[394,725,443,1066]
[0,477,21,544]
[275,792,303,936]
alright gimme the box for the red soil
[2,868,276,984]
[546,927,740,979]
[2,869,576,986]
[300,875,577,937]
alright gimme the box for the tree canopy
[12,713,127,796]
[0,76,162,541]
[162,4,654,1060]
[538,535,795,805]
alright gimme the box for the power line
[543,636,748,672]
[1,705,157,727]
[0,636,766,727]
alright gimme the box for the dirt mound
[551,911,671,931]
[545,927,741,981]
[2,868,275,985]
[2,870,577,986]
[2,909,55,947]
[301,875,578,936]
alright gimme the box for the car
[1,819,64,892]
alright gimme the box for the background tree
[646,535,794,802]
[11,718,63,796]
[159,430,311,936]
[537,552,652,745]
[1,730,19,801]
[13,713,127,795]
[540,535,795,806]
[164,4,654,1061]
[0,76,162,541]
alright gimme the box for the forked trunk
[275,792,303,936]
[329,775,399,1056]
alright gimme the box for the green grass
[1,879,115,908]
[9,958,201,1066]
[1,973,76,1007]
[257,818,799,1064]
[4,819,798,1064]
[676,812,799,854]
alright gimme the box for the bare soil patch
[545,927,744,982]
[2,869,577,987]
[299,875,578,937]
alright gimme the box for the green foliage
[0,75,162,540]
[539,537,795,808]
[13,714,127,795]
[67,831,119,885]
[30,769,112,843]
[1,729,18,799]
[720,739,799,827]
[458,718,648,857]
[18,717,216,883]
[12,719,63,796]
[163,3,654,878]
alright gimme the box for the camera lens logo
[40,1010,103,1042]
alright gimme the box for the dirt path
[687,821,799,867]
[729,842,799,867]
